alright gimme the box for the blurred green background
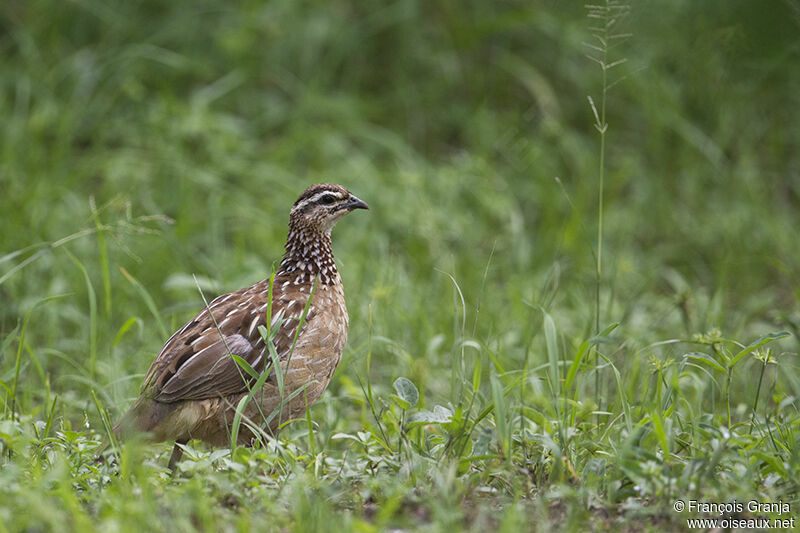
[3,0,798,403]
[1,0,799,529]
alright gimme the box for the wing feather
[139,278,315,403]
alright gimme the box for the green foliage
[2,0,800,531]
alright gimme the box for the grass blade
[120,267,168,340]
[543,311,560,398]
[65,249,98,380]
[728,331,789,369]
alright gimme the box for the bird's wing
[140,281,314,403]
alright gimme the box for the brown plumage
[114,183,368,468]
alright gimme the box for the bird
[113,183,368,469]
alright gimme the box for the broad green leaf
[393,377,419,409]
[331,432,363,442]
[390,394,411,410]
[408,405,452,426]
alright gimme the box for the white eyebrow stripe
[294,190,345,210]
[310,190,344,202]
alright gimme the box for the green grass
[2,0,800,531]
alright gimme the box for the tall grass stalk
[585,0,630,404]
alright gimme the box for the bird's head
[290,183,369,233]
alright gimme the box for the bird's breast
[281,283,347,400]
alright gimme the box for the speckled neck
[277,219,339,286]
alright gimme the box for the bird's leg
[168,440,187,472]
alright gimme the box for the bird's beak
[346,195,370,211]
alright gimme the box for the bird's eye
[319,194,336,205]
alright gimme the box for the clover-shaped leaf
[392,377,419,410]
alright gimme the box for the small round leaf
[392,377,419,409]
